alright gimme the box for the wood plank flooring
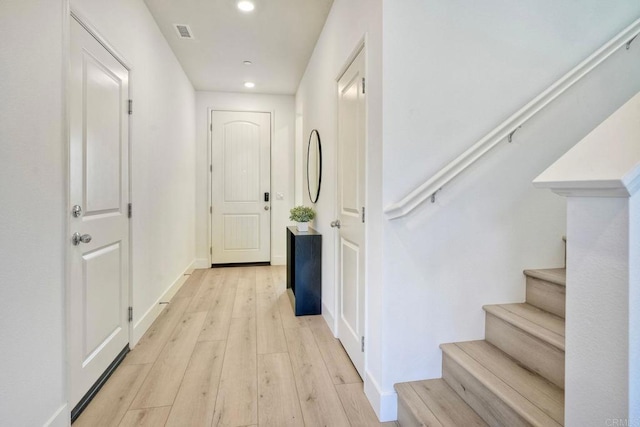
[74,266,396,427]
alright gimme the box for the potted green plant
[289,205,316,232]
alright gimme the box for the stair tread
[396,379,488,426]
[524,268,566,286]
[441,342,563,426]
[453,341,565,424]
[483,303,565,350]
[395,382,443,426]
[498,303,565,337]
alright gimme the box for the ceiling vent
[173,24,194,39]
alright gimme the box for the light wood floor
[75,266,396,427]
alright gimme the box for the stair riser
[442,354,531,427]
[525,277,565,318]
[485,314,564,389]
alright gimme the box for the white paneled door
[69,18,130,409]
[211,111,271,264]
[337,48,366,376]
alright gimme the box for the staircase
[395,268,566,426]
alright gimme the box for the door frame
[333,38,368,355]
[207,108,275,266]
[66,8,133,411]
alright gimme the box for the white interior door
[211,111,271,264]
[69,18,130,408]
[337,48,366,376]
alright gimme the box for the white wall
[380,0,640,420]
[0,1,196,423]
[195,92,295,266]
[0,1,68,424]
[631,193,640,423]
[566,196,637,425]
[294,0,384,417]
[70,0,197,342]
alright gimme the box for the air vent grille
[174,24,194,39]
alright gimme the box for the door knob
[72,232,92,246]
[264,206,270,211]
[330,219,341,229]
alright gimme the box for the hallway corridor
[74,266,394,426]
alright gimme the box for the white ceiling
[144,0,334,94]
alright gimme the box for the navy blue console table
[286,226,322,316]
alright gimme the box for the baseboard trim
[365,370,398,422]
[321,301,336,335]
[271,255,286,265]
[131,260,196,345]
[43,403,68,427]
[71,345,129,423]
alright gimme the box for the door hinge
[209,206,212,214]
[361,207,365,223]
[361,336,365,352]
[362,77,365,94]
[128,203,132,218]
[210,164,212,172]
[128,99,133,115]
[210,123,213,131]
[128,307,133,322]
[210,247,212,255]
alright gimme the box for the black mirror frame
[307,129,322,204]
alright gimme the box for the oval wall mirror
[307,129,322,203]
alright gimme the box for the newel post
[534,92,640,426]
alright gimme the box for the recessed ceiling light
[244,82,255,88]
[237,1,255,12]
[243,60,253,66]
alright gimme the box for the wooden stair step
[395,382,442,426]
[395,379,488,426]
[524,268,566,286]
[454,341,564,424]
[489,303,565,347]
[524,268,566,318]
[484,304,565,388]
[441,343,563,427]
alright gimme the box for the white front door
[337,48,366,376]
[211,111,271,264]
[69,17,130,408]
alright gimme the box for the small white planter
[296,222,309,232]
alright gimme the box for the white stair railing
[384,18,640,220]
